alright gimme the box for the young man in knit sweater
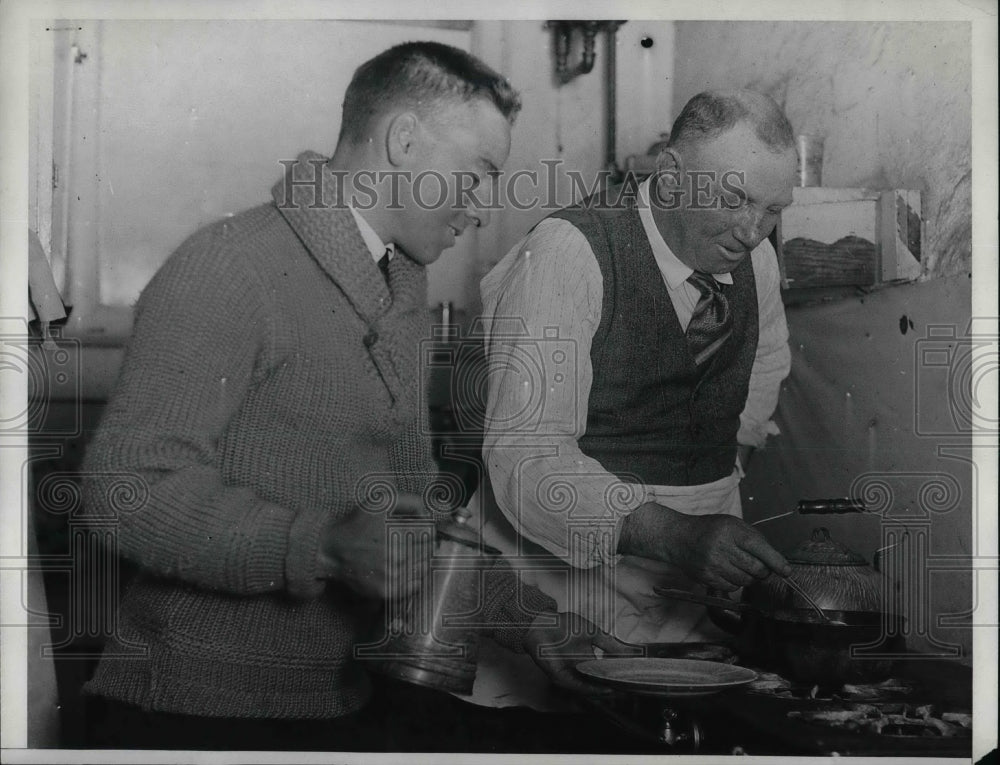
[80,42,630,752]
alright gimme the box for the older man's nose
[734,208,769,247]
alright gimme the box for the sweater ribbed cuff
[284,507,331,599]
[222,500,293,594]
[480,562,558,654]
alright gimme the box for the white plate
[575,658,757,697]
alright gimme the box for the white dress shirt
[348,204,394,262]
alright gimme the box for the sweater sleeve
[478,558,558,653]
[81,234,328,599]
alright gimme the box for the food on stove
[941,712,972,728]
[748,671,792,691]
[674,645,738,663]
[876,677,915,692]
[745,672,926,704]
[877,713,963,737]
[841,678,915,699]
[841,684,881,699]
[788,703,972,738]
[789,703,882,722]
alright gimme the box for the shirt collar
[637,177,733,288]
[347,204,395,263]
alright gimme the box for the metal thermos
[371,508,499,695]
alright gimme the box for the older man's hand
[523,612,640,696]
[619,502,791,591]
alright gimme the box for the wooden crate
[777,188,923,289]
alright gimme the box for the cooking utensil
[779,574,833,622]
[575,658,757,697]
[653,587,753,612]
[654,587,850,626]
[797,498,868,514]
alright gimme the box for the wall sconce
[546,20,627,182]
[546,20,625,85]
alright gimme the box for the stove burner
[788,703,972,739]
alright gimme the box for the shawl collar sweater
[81,152,548,719]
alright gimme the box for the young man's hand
[317,493,433,601]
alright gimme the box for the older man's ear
[650,147,685,209]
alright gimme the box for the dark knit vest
[548,185,759,486]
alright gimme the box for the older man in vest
[476,90,796,707]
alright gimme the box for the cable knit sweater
[82,152,554,719]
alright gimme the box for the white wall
[40,19,480,322]
[672,21,972,279]
[471,20,675,293]
[614,21,675,167]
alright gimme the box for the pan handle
[652,586,754,613]
[655,586,753,635]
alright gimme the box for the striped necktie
[377,249,391,283]
[685,271,732,366]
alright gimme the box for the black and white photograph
[1,1,996,762]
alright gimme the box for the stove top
[586,643,973,757]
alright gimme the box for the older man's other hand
[620,502,791,591]
[523,612,640,697]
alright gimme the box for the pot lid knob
[786,526,869,566]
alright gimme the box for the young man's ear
[386,112,419,167]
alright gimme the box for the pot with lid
[660,525,905,685]
[748,527,902,684]
[752,526,884,613]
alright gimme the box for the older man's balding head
[648,89,798,275]
[667,90,794,154]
